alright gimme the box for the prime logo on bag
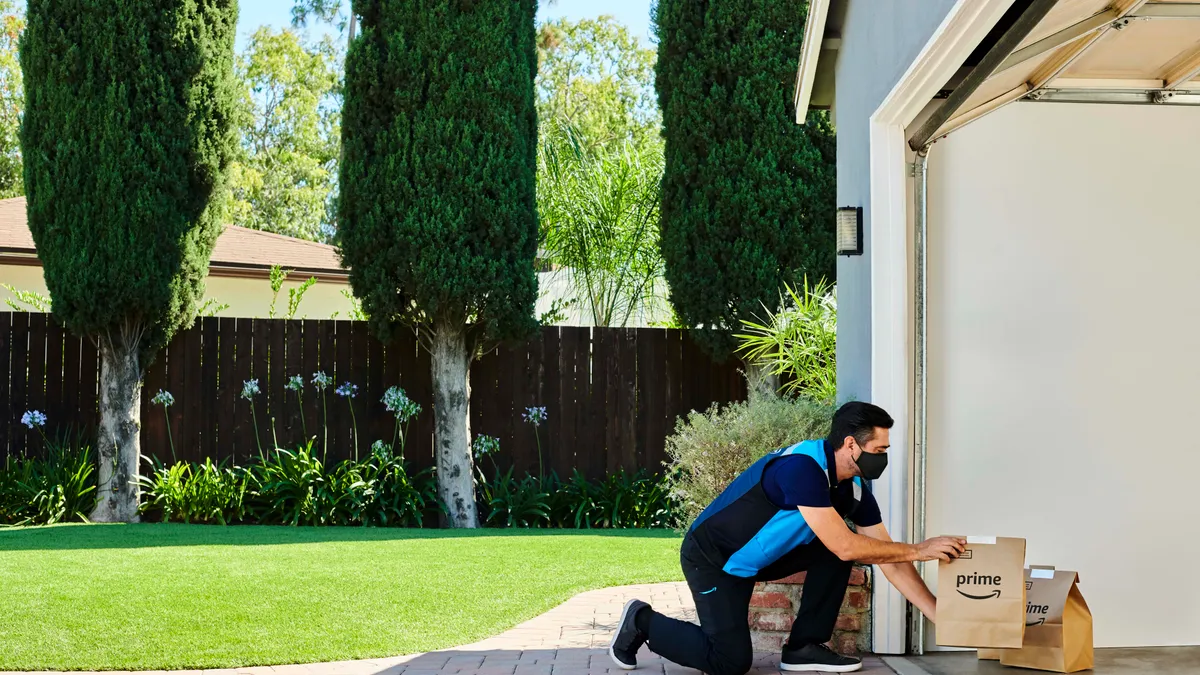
[935,536,1027,649]
[956,571,1004,600]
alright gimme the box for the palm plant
[538,126,665,328]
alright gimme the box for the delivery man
[608,401,966,674]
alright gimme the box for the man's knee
[709,645,754,675]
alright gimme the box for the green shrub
[0,432,96,526]
[138,457,249,525]
[339,443,440,527]
[665,395,834,532]
[473,467,678,529]
[559,469,678,529]
[478,468,552,528]
[735,278,837,402]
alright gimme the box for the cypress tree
[21,0,239,521]
[338,0,539,527]
[654,0,836,392]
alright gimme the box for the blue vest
[687,440,864,578]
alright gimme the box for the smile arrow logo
[1026,619,1046,626]
[957,589,1002,600]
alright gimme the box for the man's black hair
[828,401,894,448]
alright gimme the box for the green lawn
[0,524,684,670]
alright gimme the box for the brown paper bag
[1001,566,1094,673]
[936,536,1026,648]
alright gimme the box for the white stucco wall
[0,264,355,319]
[922,102,1200,648]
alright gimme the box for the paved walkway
[6,583,891,675]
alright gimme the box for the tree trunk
[431,319,478,528]
[90,334,143,523]
[744,358,780,402]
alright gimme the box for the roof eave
[794,0,834,124]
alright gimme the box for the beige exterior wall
[202,275,355,319]
[0,264,50,310]
[0,264,356,319]
[921,102,1200,648]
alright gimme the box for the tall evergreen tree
[21,0,239,521]
[338,0,539,528]
[654,0,836,393]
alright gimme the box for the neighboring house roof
[0,196,347,280]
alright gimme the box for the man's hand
[915,536,967,562]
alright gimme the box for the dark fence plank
[142,340,169,463]
[9,312,28,456]
[591,327,612,480]
[60,330,81,443]
[314,319,335,461]
[301,319,322,455]
[200,318,219,461]
[331,321,353,461]
[182,326,203,462]
[347,321,371,459]
[362,322,386,453]
[0,313,10,456]
[79,334,99,435]
[233,318,256,462]
[541,328,562,477]
[44,320,64,444]
[284,320,305,447]
[664,329,684,444]
[470,344,502,470]
[165,333,187,463]
[555,328,580,478]
[25,313,47,455]
[267,319,287,450]
[215,318,237,463]
[637,328,659,472]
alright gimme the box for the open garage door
[920,101,1200,649]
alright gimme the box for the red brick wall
[748,566,870,653]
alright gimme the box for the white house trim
[865,0,1017,654]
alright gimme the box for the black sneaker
[780,642,863,673]
[609,598,650,670]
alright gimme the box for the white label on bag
[1030,568,1055,579]
[966,536,997,545]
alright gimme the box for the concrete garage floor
[885,648,1200,675]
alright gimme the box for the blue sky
[237,1,655,50]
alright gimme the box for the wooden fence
[0,313,747,477]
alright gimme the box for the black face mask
[854,446,888,480]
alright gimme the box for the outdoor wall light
[836,206,863,256]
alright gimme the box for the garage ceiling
[796,0,1200,148]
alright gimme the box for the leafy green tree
[21,0,239,522]
[536,16,658,153]
[229,27,341,242]
[0,1,23,198]
[654,0,836,394]
[339,0,539,528]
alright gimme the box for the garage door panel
[922,102,1200,648]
